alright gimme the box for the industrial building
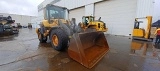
[0,13,35,26]
[35,0,160,36]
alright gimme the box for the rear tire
[50,28,69,51]
[38,29,47,43]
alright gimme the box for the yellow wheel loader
[36,4,109,68]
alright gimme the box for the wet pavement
[0,28,160,71]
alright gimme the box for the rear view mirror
[98,17,101,21]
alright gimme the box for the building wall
[39,0,103,10]
[21,15,32,25]
[95,0,137,36]
[136,0,154,18]
[153,0,160,22]
[54,0,103,9]
[136,0,160,23]
[69,7,85,24]
[85,4,94,16]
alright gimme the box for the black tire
[50,28,69,51]
[38,30,47,43]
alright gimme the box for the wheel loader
[36,4,109,68]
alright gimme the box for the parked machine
[78,16,108,32]
[28,23,32,28]
[132,16,153,41]
[0,16,19,35]
[17,23,22,28]
[36,4,109,68]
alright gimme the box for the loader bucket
[68,31,109,68]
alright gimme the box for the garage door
[95,0,137,36]
[69,7,85,24]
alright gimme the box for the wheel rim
[52,35,58,46]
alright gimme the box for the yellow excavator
[36,4,109,68]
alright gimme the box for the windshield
[46,6,66,19]
[82,16,94,23]
[90,17,94,22]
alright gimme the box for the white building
[0,13,35,26]
[35,0,160,36]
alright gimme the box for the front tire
[50,28,69,51]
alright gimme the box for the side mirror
[98,17,101,21]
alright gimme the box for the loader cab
[82,16,94,26]
[44,4,69,24]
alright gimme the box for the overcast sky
[0,0,44,16]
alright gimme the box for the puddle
[129,40,154,57]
